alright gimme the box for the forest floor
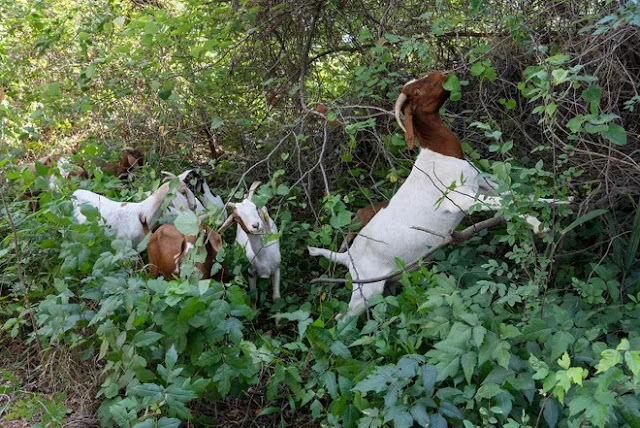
[0,338,316,427]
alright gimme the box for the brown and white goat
[146,222,229,282]
[98,147,144,180]
[309,71,564,317]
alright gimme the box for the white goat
[308,72,563,317]
[218,181,281,305]
[167,172,227,220]
[72,170,196,247]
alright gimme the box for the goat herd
[20,72,571,318]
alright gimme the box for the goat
[218,181,281,307]
[72,170,196,247]
[21,156,88,210]
[308,72,561,317]
[145,220,229,282]
[25,155,88,183]
[339,200,389,252]
[167,171,227,220]
[99,147,144,181]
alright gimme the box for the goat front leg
[272,268,281,326]
[271,268,281,302]
[248,273,257,310]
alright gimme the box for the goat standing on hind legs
[308,71,567,318]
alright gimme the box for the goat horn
[161,171,177,181]
[247,181,261,199]
[227,202,236,208]
[394,93,408,132]
[217,213,236,234]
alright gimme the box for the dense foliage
[1,0,640,427]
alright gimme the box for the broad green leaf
[331,211,352,229]
[476,383,503,400]
[331,341,352,359]
[596,349,621,373]
[601,123,628,146]
[133,331,164,347]
[174,210,200,236]
[461,351,476,384]
[624,351,640,377]
[158,89,172,100]
[158,417,181,428]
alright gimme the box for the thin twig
[0,180,41,350]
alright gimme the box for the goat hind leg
[345,280,386,317]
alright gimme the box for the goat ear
[217,214,236,234]
[208,232,223,252]
[126,154,136,166]
[403,102,415,150]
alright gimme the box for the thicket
[1,0,640,426]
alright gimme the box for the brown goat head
[394,72,463,159]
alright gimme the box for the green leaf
[109,402,132,428]
[133,331,164,347]
[158,417,181,428]
[330,341,352,359]
[618,395,640,428]
[582,85,602,103]
[476,383,503,400]
[601,123,628,146]
[174,210,200,236]
[562,209,608,234]
[461,351,476,384]
[443,74,461,92]
[158,89,172,100]
[165,344,178,370]
[596,349,621,373]
[470,62,485,76]
[558,352,571,370]
[210,116,224,130]
[213,363,233,397]
[422,365,437,396]
[410,404,429,426]
[543,398,561,428]
[624,351,640,377]
[566,115,586,133]
[256,406,281,417]
[430,413,447,428]
[330,211,352,229]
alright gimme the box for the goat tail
[307,246,350,267]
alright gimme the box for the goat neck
[140,182,171,227]
[414,112,463,159]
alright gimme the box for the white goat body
[308,72,558,317]
[73,179,194,247]
[219,183,282,304]
[309,148,488,315]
